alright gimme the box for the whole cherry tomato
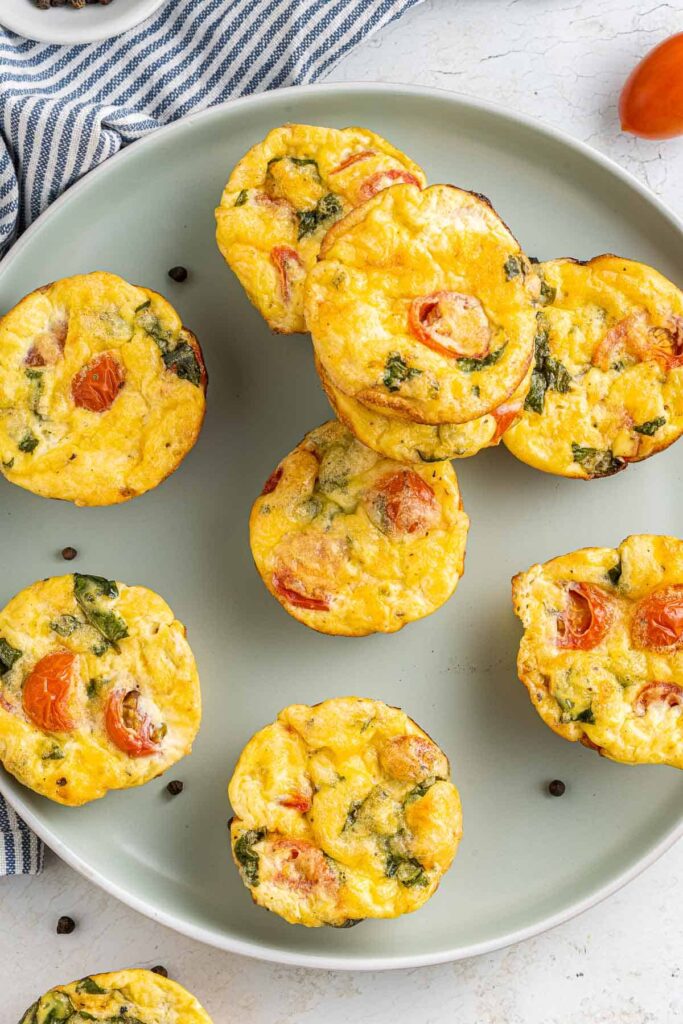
[620,33,683,139]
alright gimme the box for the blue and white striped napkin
[0,794,44,875]
[0,0,422,873]
[0,0,422,256]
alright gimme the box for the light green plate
[0,84,680,970]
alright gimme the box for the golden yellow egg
[0,272,207,506]
[0,573,201,805]
[504,255,683,478]
[317,354,533,463]
[249,420,469,635]
[215,123,426,333]
[305,183,536,424]
[512,534,683,767]
[228,697,462,928]
[18,969,212,1024]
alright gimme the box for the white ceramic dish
[0,0,165,45]
[0,84,680,970]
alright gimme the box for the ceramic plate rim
[0,0,166,45]
[0,82,681,971]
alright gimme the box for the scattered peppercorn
[61,546,77,561]
[56,915,76,934]
[56,777,67,787]
[166,779,183,796]
[168,266,188,283]
[548,779,566,797]
[151,965,168,977]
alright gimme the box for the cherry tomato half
[270,245,304,304]
[633,681,683,716]
[366,469,440,538]
[71,352,125,413]
[22,651,76,733]
[408,292,492,360]
[105,688,162,757]
[329,150,376,175]
[620,33,683,139]
[272,571,330,612]
[358,168,422,202]
[632,584,683,650]
[556,582,613,649]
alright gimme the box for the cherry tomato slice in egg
[368,470,440,538]
[272,572,330,612]
[22,652,76,733]
[556,582,613,650]
[632,585,683,650]
[71,352,125,412]
[105,688,161,757]
[358,168,422,202]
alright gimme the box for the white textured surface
[2,2,682,1021]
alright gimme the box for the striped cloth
[0,0,422,255]
[0,793,44,875]
[0,0,422,873]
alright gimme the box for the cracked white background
[2,2,682,1022]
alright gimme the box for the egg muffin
[305,183,537,425]
[18,969,212,1024]
[228,696,462,928]
[0,573,201,805]
[317,355,532,463]
[0,272,207,506]
[249,420,469,635]
[215,123,426,333]
[504,255,683,479]
[512,534,683,768]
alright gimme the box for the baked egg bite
[228,696,462,928]
[504,255,683,479]
[512,534,683,768]
[0,573,201,805]
[317,354,532,463]
[305,183,537,424]
[214,123,426,333]
[0,272,207,506]
[18,969,212,1024]
[249,419,469,635]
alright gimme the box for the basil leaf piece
[503,255,522,279]
[234,828,265,887]
[571,443,624,478]
[403,777,436,806]
[456,343,506,374]
[0,637,22,675]
[634,416,665,436]
[42,747,65,761]
[18,432,39,454]
[162,342,202,386]
[73,574,128,652]
[575,707,595,724]
[35,990,74,1023]
[297,192,343,239]
[50,615,81,638]
[606,561,622,586]
[539,280,557,305]
[234,189,248,206]
[524,326,571,413]
[385,851,428,887]
[75,978,106,996]
[382,352,422,392]
[18,1000,39,1024]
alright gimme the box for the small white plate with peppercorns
[1,0,166,45]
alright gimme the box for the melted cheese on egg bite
[305,183,537,425]
[317,354,532,463]
[512,534,683,767]
[0,272,207,507]
[215,123,426,333]
[504,255,683,479]
[249,420,469,635]
[228,697,462,928]
[0,573,201,805]
[18,969,213,1024]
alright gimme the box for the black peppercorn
[548,779,566,797]
[166,779,183,796]
[168,266,188,283]
[61,546,78,561]
[56,915,76,934]
[151,965,168,977]
[56,777,67,787]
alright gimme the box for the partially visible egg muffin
[317,354,532,463]
[215,123,426,333]
[0,573,201,805]
[305,183,537,424]
[18,969,213,1024]
[249,420,469,635]
[0,272,207,506]
[504,255,683,479]
[228,696,463,928]
[512,534,683,768]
